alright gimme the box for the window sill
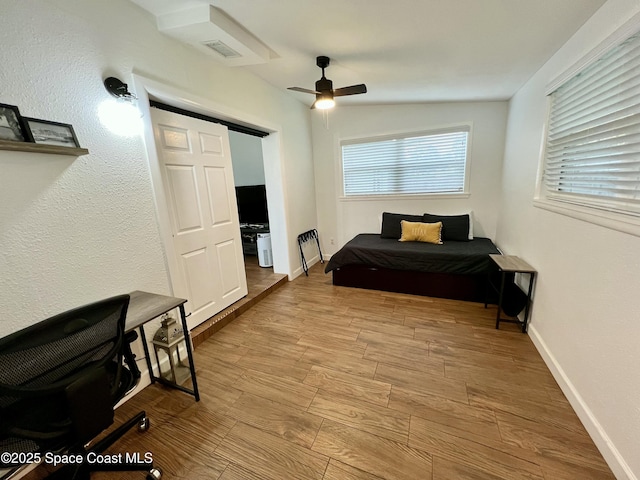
[339,193,470,202]
[533,198,640,238]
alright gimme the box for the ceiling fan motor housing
[315,76,333,93]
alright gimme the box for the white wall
[311,102,508,254]
[0,0,317,335]
[229,130,266,187]
[497,0,640,478]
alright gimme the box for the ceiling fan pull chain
[323,109,330,130]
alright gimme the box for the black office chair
[0,295,161,480]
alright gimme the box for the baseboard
[528,325,636,480]
[292,254,322,279]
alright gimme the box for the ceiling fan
[288,56,367,109]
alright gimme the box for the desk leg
[495,271,506,329]
[179,304,200,402]
[138,325,156,384]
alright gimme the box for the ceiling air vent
[157,5,274,66]
[202,40,241,59]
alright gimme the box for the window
[341,127,470,197]
[542,30,640,216]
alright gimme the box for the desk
[126,291,199,401]
[489,255,536,333]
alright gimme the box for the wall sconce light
[99,76,143,137]
[104,77,137,101]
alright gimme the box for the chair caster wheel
[138,416,150,432]
[147,467,162,480]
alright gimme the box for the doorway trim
[131,73,292,295]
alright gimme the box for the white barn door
[150,107,247,330]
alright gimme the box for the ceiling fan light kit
[289,56,367,109]
[314,93,335,110]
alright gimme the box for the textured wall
[0,0,315,334]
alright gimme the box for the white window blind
[543,30,640,215]
[342,128,469,196]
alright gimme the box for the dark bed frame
[332,265,499,304]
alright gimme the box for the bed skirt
[332,265,499,304]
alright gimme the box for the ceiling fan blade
[333,84,367,97]
[288,87,319,95]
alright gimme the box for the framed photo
[0,103,30,142]
[24,118,80,148]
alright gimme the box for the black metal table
[488,255,536,333]
[125,290,199,401]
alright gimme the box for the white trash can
[257,233,273,267]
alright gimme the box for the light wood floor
[32,263,615,479]
[190,255,287,348]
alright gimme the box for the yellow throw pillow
[399,220,443,244]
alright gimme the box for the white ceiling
[129,0,607,106]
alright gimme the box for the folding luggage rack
[297,229,324,276]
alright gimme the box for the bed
[324,212,502,303]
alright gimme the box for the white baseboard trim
[528,325,636,480]
[292,254,322,279]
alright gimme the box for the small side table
[125,290,200,401]
[489,255,536,333]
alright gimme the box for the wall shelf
[0,140,89,157]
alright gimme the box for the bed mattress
[325,234,501,276]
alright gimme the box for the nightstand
[489,254,536,333]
